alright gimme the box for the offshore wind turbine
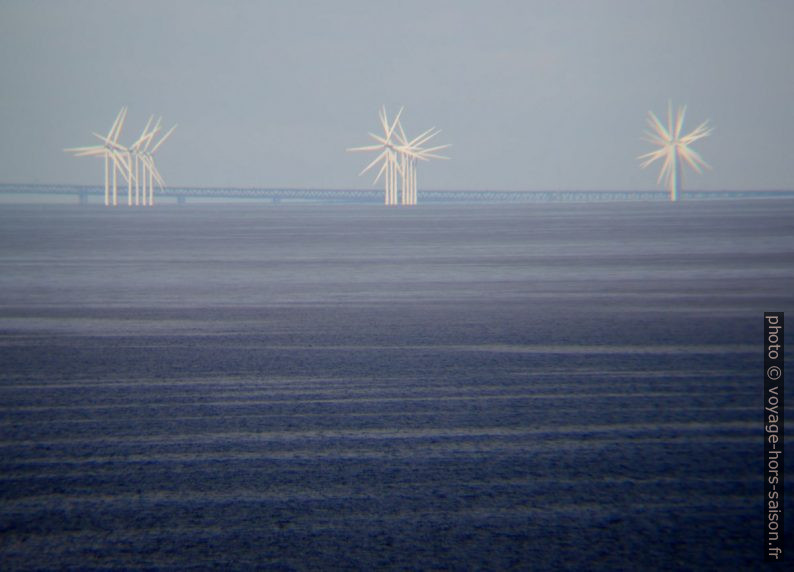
[638,101,712,201]
[139,123,176,206]
[93,130,133,206]
[348,106,404,205]
[91,107,133,206]
[129,117,175,206]
[396,123,450,206]
[66,109,174,207]
[131,115,156,206]
[65,107,128,206]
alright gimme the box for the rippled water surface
[1,201,792,570]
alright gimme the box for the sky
[0,0,792,191]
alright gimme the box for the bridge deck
[2,184,792,203]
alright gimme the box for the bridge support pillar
[78,192,89,206]
[177,196,186,205]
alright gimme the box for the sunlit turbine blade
[410,127,439,147]
[92,132,129,153]
[390,153,404,177]
[106,107,125,140]
[141,154,164,187]
[347,144,384,152]
[367,132,389,145]
[674,105,686,140]
[646,111,670,141]
[657,152,673,185]
[372,158,388,184]
[359,149,388,176]
[666,100,673,139]
[150,164,166,188]
[150,125,176,154]
[111,107,128,143]
[638,149,666,168]
[680,120,712,144]
[142,122,162,152]
[378,106,389,135]
[641,130,668,147]
[138,118,161,153]
[680,147,710,173]
[132,115,155,150]
[396,147,423,159]
[64,145,104,153]
[74,149,107,157]
[388,107,404,139]
[397,120,407,145]
[142,115,154,136]
[421,144,452,153]
[92,132,124,150]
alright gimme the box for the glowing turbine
[65,107,130,206]
[348,106,404,205]
[395,123,450,206]
[131,118,176,206]
[638,101,712,201]
[66,109,175,207]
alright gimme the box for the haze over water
[1,200,792,569]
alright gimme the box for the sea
[0,199,792,570]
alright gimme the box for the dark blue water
[1,201,792,570]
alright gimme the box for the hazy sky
[1,0,792,191]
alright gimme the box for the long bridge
[1,184,792,204]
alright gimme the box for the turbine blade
[107,107,125,140]
[142,122,162,152]
[372,158,388,184]
[387,107,404,139]
[410,128,440,147]
[679,147,710,172]
[74,149,108,157]
[378,106,389,134]
[638,148,666,167]
[390,152,404,176]
[132,115,155,150]
[92,132,128,151]
[641,130,668,146]
[64,145,104,153]
[395,146,423,159]
[674,105,686,140]
[151,164,166,187]
[680,120,712,144]
[113,107,128,143]
[421,144,451,153]
[367,132,389,145]
[666,100,673,139]
[347,144,384,152]
[359,149,388,176]
[646,111,670,142]
[396,120,407,145]
[150,125,176,153]
[657,150,674,185]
